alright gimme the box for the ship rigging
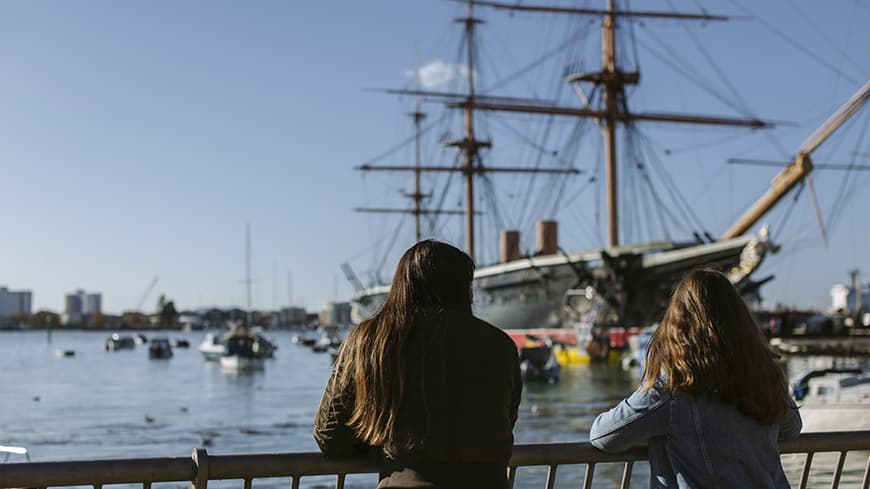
[347,0,870,330]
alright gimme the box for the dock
[770,335,870,356]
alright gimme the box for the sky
[1,0,869,315]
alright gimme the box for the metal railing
[1,431,869,489]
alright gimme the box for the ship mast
[722,79,870,239]
[602,0,619,247]
[358,0,580,262]
[362,1,767,259]
[408,68,428,241]
[462,0,480,258]
[426,0,776,249]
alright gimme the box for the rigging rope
[635,30,753,117]
[664,0,756,117]
[823,111,870,234]
[374,218,407,281]
[725,0,864,86]
[362,111,451,165]
[636,127,710,235]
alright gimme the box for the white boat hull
[200,348,224,361]
[219,355,264,371]
[199,333,226,361]
[800,405,870,432]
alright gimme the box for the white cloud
[404,60,476,89]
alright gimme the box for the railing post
[191,448,209,489]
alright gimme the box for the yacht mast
[245,223,252,327]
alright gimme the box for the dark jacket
[590,385,802,489]
[313,309,523,489]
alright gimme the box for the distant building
[831,282,869,313]
[319,301,352,326]
[0,286,32,318]
[280,306,307,326]
[64,289,102,325]
[85,293,102,315]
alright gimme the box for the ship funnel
[536,220,558,255]
[499,230,520,263]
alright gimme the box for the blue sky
[1,1,868,315]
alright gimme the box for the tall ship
[346,1,870,331]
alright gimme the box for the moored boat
[519,335,561,383]
[198,333,226,361]
[793,365,870,432]
[220,334,264,371]
[148,337,173,359]
[0,445,30,463]
[104,333,136,351]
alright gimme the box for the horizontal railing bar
[206,453,376,478]
[2,431,869,488]
[779,431,870,453]
[0,457,194,487]
[512,443,648,465]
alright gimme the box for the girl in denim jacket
[590,269,802,489]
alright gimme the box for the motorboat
[148,337,173,359]
[519,335,561,383]
[105,333,136,351]
[251,330,278,358]
[292,331,317,347]
[793,365,870,432]
[55,349,75,357]
[312,327,343,353]
[220,334,264,372]
[198,333,226,361]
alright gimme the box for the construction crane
[340,263,365,294]
[136,276,159,311]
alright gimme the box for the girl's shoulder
[624,383,673,410]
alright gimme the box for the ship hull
[352,233,773,330]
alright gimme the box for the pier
[1,431,869,489]
[771,336,870,356]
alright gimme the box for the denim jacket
[590,386,802,489]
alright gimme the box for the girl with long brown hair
[314,240,522,489]
[590,268,802,488]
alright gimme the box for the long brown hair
[336,240,474,450]
[642,268,790,424]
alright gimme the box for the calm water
[0,331,864,488]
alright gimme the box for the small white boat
[0,445,30,462]
[794,366,870,432]
[198,333,226,361]
[292,331,317,347]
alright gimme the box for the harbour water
[0,330,865,488]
